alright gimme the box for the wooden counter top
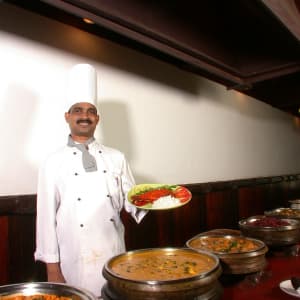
[221,246,300,300]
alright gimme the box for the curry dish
[109,249,217,281]
[266,208,300,218]
[189,236,261,254]
[0,295,72,300]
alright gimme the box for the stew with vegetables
[189,236,262,254]
[1,295,72,300]
[109,249,217,281]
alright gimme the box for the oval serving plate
[127,184,192,210]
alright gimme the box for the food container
[102,247,222,300]
[265,208,300,219]
[186,234,268,275]
[0,282,96,300]
[289,199,300,210]
[239,215,300,247]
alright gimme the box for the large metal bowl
[0,282,96,300]
[186,234,268,275]
[102,247,222,300]
[289,200,300,210]
[239,215,300,246]
[265,208,300,219]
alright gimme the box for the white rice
[151,195,180,209]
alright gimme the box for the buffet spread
[1,185,300,300]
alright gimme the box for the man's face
[65,102,99,141]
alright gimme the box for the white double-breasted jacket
[34,140,146,296]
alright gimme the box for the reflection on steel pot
[102,247,222,300]
[0,282,96,300]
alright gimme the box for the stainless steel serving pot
[102,247,223,300]
[186,234,268,275]
[239,215,300,246]
[265,208,300,219]
[0,282,96,300]
[289,199,300,210]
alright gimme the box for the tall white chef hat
[66,63,98,112]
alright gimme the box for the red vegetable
[249,217,290,227]
[131,188,173,206]
[173,186,192,203]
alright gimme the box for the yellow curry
[0,296,72,300]
[110,250,216,281]
[189,236,261,254]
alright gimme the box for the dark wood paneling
[8,215,46,283]
[0,195,46,285]
[0,217,8,284]
[238,185,267,219]
[170,193,207,246]
[0,194,36,215]
[284,175,300,200]
[205,189,238,230]
[122,192,207,250]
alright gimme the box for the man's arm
[35,158,62,279]
[120,155,148,223]
[46,263,66,283]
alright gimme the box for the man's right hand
[46,263,66,283]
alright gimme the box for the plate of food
[127,184,192,210]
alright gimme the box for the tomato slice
[173,186,192,203]
[131,188,172,206]
[132,198,152,207]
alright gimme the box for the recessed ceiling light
[83,18,94,24]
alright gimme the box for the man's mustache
[77,119,92,124]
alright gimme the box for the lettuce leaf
[128,183,178,201]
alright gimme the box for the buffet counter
[221,247,300,299]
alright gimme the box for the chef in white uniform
[34,64,147,297]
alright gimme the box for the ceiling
[3,0,300,116]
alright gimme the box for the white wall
[1,3,300,195]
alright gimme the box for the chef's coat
[34,140,147,297]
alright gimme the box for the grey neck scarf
[67,135,98,172]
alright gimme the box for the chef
[34,63,147,297]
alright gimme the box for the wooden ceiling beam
[260,0,300,41]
